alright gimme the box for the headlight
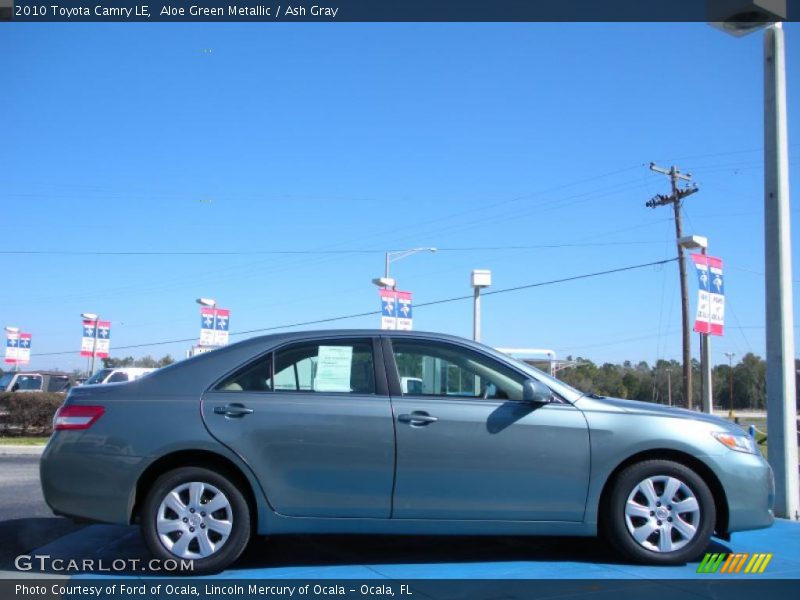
[711,431,758,454]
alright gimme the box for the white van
[84,368,157,385]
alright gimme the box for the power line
[29,256,678,358]
[0,240,673,256]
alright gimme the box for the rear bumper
[40,433,145,525]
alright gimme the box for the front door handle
[398,411,438,425]
[213,404,254,418]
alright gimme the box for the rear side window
[273,339,375,394]
[47,376,71,392]
[107,372,129,383]
[215,355,273,392]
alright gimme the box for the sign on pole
[4,331,19,364]
[692,254,725,336]
[199,307,231,347]
[396,291,413,330]
[380,289,397,330]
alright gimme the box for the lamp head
[707,0,785,37]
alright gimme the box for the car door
[201,336,395,518]
[386,337,590,521]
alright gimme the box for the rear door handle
[398,411,438,425]
[213,404,254,418]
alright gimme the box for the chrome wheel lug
[189,508,195,513]
[650,511,655,516]
[200,523,206,529]
[201,512,206,517]
[668,517,673,522]
[182,518,188,523]
[657,520,662,526]
[189,527,195,532]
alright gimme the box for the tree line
[549,353,799,411]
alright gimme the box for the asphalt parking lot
[3,454,799,582]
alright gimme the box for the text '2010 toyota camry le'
[41,330,774,573]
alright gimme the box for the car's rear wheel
[603,460,715,565]
[140,467,251,574]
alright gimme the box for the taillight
[53,405,105,431]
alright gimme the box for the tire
[602,460,715,565]
[140,467,251,574]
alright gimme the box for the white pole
[473,287,481,342]
[764,23,799,520]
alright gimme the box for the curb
[0,445,45,456]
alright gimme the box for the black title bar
[3,0,798,23]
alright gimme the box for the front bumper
[710,449,774,534]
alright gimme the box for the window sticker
[314,345,354,392]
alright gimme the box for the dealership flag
[80,320,111,358]
[396,291,413,331]
[691,254,725,336]
[199,307,231,347]
[380,289,397,330]
[17,333,31,364]
[214,308,230,346]
[200,307,216,346]
[4,332,19,364]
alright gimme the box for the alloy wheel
[156,481,233,559]
[624,475,701,553]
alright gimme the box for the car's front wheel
[140,467,251,574]
[603,460,715,565]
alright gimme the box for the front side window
[273,339,375,394]
[107,372,129,383]
[391,339,527,401]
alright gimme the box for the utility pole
[667,368,672,407]
[647,163,699,409]
[725,351,736,420]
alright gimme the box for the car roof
[80,330,493,398]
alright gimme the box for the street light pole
[708,0,797,523]
[763,22,799,520]
[383,247,438,283]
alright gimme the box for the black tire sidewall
[605,460,715,565]
[140,466,251,574]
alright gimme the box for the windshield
[85,369,113,385]
[0,373,13,392]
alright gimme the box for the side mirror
[522,379,551,403]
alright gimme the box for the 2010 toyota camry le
[41,330,774,573]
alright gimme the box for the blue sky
[2,22,798,373]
